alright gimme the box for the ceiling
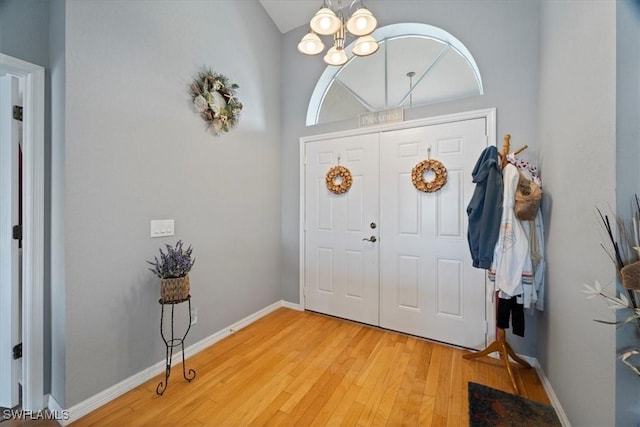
[258,0,320,34]
[259,2,484,126]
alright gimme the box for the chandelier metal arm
[326,0,368,19]
[348,0,363,13]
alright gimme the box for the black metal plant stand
[156,295,196,395]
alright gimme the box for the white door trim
[299,108,497,347]
[0,74,20,409]
[0,53,45,411]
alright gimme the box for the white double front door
[303,117,488,349]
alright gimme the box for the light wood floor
[70,308,550,426]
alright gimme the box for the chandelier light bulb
[352,35,379,56]
[346,7,377,36]
[324,46,348,66]
[298,31,325,55]
[320,17,332,31]
[359,42,372,53]
[310,7,341,35]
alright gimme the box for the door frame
[0,53,45,411]
[299,108,497,346]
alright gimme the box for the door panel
[379,119,487,349]
[304,134,379,325]
[0,75,20,408]
[303,118,488,350]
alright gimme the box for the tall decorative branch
[596,207,638,309]
[586,196,640,376]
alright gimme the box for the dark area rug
[468,382,561,427]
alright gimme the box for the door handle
[362,236,377,243]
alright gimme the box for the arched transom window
[306,23,484,126]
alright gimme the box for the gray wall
[537,1,617,425]
[49,0,65,407]
[281,0,541,356]
[59,0,282,407]
[0,0,50,65]
[615,1,640,425]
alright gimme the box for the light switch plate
[150,219,175,238]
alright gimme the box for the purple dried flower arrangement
[147,240,195,279]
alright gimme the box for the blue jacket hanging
[467,145,503,269]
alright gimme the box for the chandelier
[298,0,379,66]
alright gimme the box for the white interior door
[0,54,45,411]
[379,119,488,349]
[304,134,380,325]
[0,75,21,408]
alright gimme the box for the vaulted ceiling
[258,0,322,34]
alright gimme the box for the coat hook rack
[513,145,528,156]
[500,134,528,169]
[463,318,531,395]
[500,134,511,169]
[464,133,531,395]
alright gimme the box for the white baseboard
[485,351,536,367]
[281,300,302,311]
[61,300,296,425]
[46,393,63,413]
[531,360,571,427]
[485,352,570,426]
[45,394,70,424]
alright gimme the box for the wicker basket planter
[160,275,190,303]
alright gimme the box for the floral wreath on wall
[190,69,243,135]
